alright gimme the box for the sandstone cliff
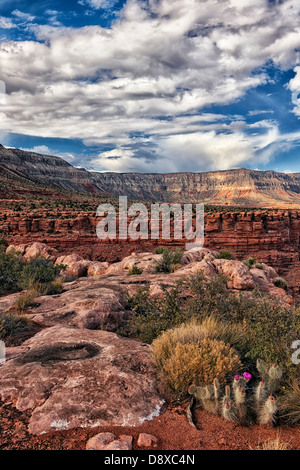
[2,144,300,208]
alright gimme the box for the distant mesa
[1,144,300,208]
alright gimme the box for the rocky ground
[0,242,298,450]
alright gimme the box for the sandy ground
[0,398,299,451]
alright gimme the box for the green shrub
[124,271,300,382]
[19,257,64,291]
[273,277,288,291]
[0,248,64,296]
[0,312,33,340]
[155,247,169,254]
[218,250,235,260]
[128,265,143,275]
[0,248,26,296]
[243,258,257,268]
[154,248,184,273]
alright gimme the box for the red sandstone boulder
[212,259,255,290]
[24,242,58,261]
[0,325,164,435]
[6,244,28,256]
[30,282,128,332]
[105,252,162,275]
[87,434,133,450]
[55,253,92,278]
[87,261,109,277]
[137,433,159,448]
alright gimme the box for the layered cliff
[1,209,300,297]
[0,144,107,195]
[2,144,300,208]
[91,169,300,207]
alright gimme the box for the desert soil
[1,399,299,451]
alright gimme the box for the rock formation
[2,144,300,208]
[0,325,164,435]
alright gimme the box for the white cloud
[11,10,35,22]
[1,0,300,171]
[19,145,76,163]
[0,17,16,29]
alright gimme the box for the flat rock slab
[0,325,164,435]
[29,283,128,332]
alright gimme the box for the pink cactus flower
[234,375,240,381]
[243,372,252,381]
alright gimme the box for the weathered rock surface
[86,433,133,450]
[0,325,164,435]
[212,259,255,290]
[137,433,159,448]
[29,283,128,331]
[6,242,58,261]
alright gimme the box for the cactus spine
[258,394,277,426]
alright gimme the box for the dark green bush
[128,265,143,275]
[0,247,64,296]
[273,277,288,291]
[243,257,257,268]
[0,248,26,296]
[218,250,235,260]
[0,312,33,340]
[155,248,184,273]
[19,257,63,291]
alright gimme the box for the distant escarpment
[2,144,300,208]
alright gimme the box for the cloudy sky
[0,0,300,173]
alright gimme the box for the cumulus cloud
[0,17,16,29]
[0,0,300,171]
[19,145,76,163]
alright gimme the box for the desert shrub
[14,288,40,313]
[243,257,257,268]
[153,322,242,400]
[273,277,288,291]
[0,312,33,340]
[19,257,63,291]
[155,247,169,255]
[0,248,26,295]
[125,271,300,382]
[128,265,143,275]
[218,250,235,260]
[278,378,300,425]
[0,249,64,296]
[46,276,64,295]
[154,248,184,273]
[243,298,300,374]
[125,283,186,343]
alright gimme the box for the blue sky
[0,0,300,173]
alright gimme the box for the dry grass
[152,318,243,399]
[278,378,300,426]
[14,288,40,313]
[250,435,291,450]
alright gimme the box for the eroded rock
[0,326,164,435]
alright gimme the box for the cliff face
[0,145,107,195]
[2,144,300,208]
[91,169,300,207]
[1,209,300,297]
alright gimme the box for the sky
[0,0,300,174]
